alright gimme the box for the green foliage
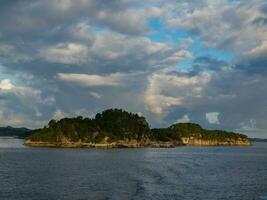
[27,109,249,144]
[28,109,151,143]
[152,123,249,142]
[151,128,181,142]
[28,116,100,142]
[95,109,151,140]
[169,123,203,138]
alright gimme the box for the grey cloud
[164,0,267,53]
[252,17,267,26]
[0,0,266,139]
[0,0,149,37]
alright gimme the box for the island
[0,126,32,138]
[250,138,267,142]
[25,109,251,148]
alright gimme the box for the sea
[0,137,266,200]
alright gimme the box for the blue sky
[0,0,267,138]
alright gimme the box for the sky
[0,0,267,138]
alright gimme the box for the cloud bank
[0,0,267,138]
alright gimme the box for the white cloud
[41,96,55,105]
[144,71,210,117]
[206,112,220,124]
[166,73,210,86]
[161,50,192,64]
[145,73,182,116]
[0,79,49,128]
[164,0,267,53]
[35,111,43,117]
[38,30,191,72]
[69,21,95,43]
[1,0,267,136]
[40,43,88,64]
[239,119,256,131]
[245,41,267,57]
[53,109,68,121]
[145,93,182,116]
[0,79,14,90]
[137,112,144,117]
[236,119,267,138]
[57,72,126,86]
[90,91,102,99]
[176,114,190,123]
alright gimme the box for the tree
[48,120,56,128]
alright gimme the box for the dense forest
[27,108,250,145]
[152,123,248,142]
[28,109,152,143]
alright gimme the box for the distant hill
[250,138,267,142]
[0,126,32,138]
[25,108,251,148]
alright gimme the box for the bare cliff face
[25,135,251,148]
[180,137,251,146]
[25,137,178,148]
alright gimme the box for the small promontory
[25,109,251,148]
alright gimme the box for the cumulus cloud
[0,79,14,90]
[53,109,68,121]
[40,43,89,65]
[0,0,266,138]
[164,0,267,53]
[206,112,220,124]
[90,92,102,99]
[176,114,190,123]
[0,0,150,35]
[57,72,135,86]
[68,21,95,43]
[144,71,211,117]
[36,30,190,74]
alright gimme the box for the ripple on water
[0,142,267,200]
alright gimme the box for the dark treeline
[0,126,32,138]
[152,123,248,142]
[29,109,152,143]
[28,108,249,143]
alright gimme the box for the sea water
[0,137,266,200]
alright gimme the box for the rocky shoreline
[180,137,251,146]
[24,139,179,148]
[25,137,251,148]
[25,109,252,148]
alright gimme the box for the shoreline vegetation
[25,108,251,148]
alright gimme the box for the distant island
[25,109,251,148]
[0,126,32,138]
[250,138,267,142]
